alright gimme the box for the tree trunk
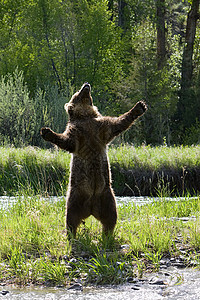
[118,0,127,30]
[155,0,166,69]
[177,0,199,131]
[108,0,114,21]
[40,0,62,89]
[181,0,199,91]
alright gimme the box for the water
[0,195,196,210]
[0,195,152,211]
[1,267,200,299]
[1,196,200,299]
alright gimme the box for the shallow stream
[1,267,200,299]
[1,196,200,299]
[0,195,193,210]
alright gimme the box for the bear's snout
[81,82,91,92]
[77,83,92,105]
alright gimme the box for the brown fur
[40,83,147,237]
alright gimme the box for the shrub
[0,69,68,147]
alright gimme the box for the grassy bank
[110,145,200,196]
[1,195,200,286]
[0,145,200,196]
[0,147,70,196]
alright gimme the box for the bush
[0,69,68,147]
[183,120,200,145]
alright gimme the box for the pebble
[120,244,130,254]
[62,255,69,261]
[0,291,9,296]
[127,277,138,283]
[159,258,171,267]
[56,285,64,288]
[172,262,186,268]
[131,286,140,290]
[67,283,83,291]
[69,258,77,264]
[149,277,165,285]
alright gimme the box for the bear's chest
[75,121,105,157]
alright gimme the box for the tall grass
[109,144,200,196]
[0,145,200,196]
[109,144,200,170]
[0,146,70,196]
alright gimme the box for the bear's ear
[65,103,74,117]
[64,103,68,111]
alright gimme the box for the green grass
[0,146,70,196]
[0,145,200,196]
[0,145,200,286]
[109,144,200,196]
[109,144,200,170]
[1,195,200,286]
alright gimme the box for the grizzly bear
[40,83,147,237]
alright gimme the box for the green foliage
[111,20,181,145]
[0,69,39,146]
[0,0,199,145]
[0,0,124,92]
[38,257,66,284]
[0,69,68,147]
[86,252,128,284]
[183,120,200,145]
[74,0,124,86]
[109,144,200,170]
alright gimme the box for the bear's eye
[68,107,74,116]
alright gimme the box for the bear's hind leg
[98,188,117,235]
[66,191,91,238]
[101,213,117,235]
[66,208,82,238]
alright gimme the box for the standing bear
[40,83,147,237]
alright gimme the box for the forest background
[0,0,199,148]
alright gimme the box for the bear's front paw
[40,127,53,141]
[135,101,147,115]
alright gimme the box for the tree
[176,0,200,137]
[155,0,167,69]
[118,0,128,30]
[182,0,199,87]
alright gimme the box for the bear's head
[65,83,100,120]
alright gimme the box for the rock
[80,252,90,259]
[172,262,186,268]
[163,272,171,277]
[170,258,176,262]
[179,255,187,261]
[121,244,130,250]
[62,255,69,261]
[56,284,64,288]
[159,258,171,268]
[149,277,165,285]
[160,265,167,269]
[120,244,130,254]
[189,260,198,267]
[68,283,83,291]
[131,286,140,290]
[1,291,9,296]
[179,250,187,254]
[69,258,77,264]
[127,277,138,283]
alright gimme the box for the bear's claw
[138,101,147,112]
[40,127,53,141]
[134,101,147,116]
